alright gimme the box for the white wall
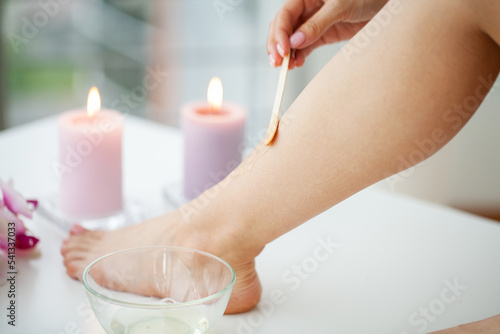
[374,77,500,210]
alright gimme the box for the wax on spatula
[264,53,290,145]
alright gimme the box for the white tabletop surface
[0,116,499,334]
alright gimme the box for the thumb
[290,1,343,49]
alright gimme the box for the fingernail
[269,53,276,67]
[70,224,86,235]
[276,43,285,57]
[290,31,306,48]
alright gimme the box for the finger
[290,0,346,49]
[273,0,306,58]
[289,54,297,70]
[275,4,301,56]
[267,19,279,67]
[289,38,326,69]
[289,49,306,68]
[292,50,306,68]
[299,39,328,59]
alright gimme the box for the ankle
[174,199,264,262]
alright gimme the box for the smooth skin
[62,0,500,331]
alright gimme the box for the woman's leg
[62,0,500,314]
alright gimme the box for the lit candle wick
[207,77,223,114]
[87,86,101,119]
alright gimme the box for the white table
[1,116,499,334]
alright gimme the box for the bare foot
[61,210,262,314]
[429,314,500,334]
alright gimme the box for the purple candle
[181,78,246,200]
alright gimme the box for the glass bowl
[83,246,235,334]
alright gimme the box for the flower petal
[0,249,7,283]
[27,200,39,210]
[0,209,26,236]
[0,179,33,219]
[0,237,7,253]
[0,208,24,233]
[16,233,39,250]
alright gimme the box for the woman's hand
[267,0,388,68]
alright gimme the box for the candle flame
[87,86,101,117]
[207,77,223,111]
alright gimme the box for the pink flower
[0,179,39,253]
[0,179,33,218]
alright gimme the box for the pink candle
[181,78,246,199]
[58,87,123,219]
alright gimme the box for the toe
[61,234,99,255]
[70,224,87,235]
[65,259,87,280]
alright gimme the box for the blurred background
[1,0,499,220]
